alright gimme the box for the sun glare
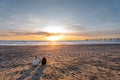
[42,25,68,33]
[47,36,61,41]
[42,25,67,41]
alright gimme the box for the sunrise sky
[0,0,120,40]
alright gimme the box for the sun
[41,25,67,41]
[47,36,61,41]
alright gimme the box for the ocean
[0,40,120,45]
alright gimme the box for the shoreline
[0,43,120,46]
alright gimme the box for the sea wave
[0,40,120,45]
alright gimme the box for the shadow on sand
[16,65,37,80]
[31,65,46,80]
[16,65,46,80]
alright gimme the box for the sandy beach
[0,44,120,80]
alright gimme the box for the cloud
[0,29,49,36]
[73,29,120,38]
[60,28,120,39]
[0,29,64,37]
[0,14,87,32]
[0,14,87,37]
[0,14,46,31]
[1,14,119,39]
[0,27,120,39]
[65,24,86,33]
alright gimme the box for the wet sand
[0,44,120,80]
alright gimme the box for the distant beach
[0,44,120,80]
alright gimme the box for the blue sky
[0,0,120,40]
